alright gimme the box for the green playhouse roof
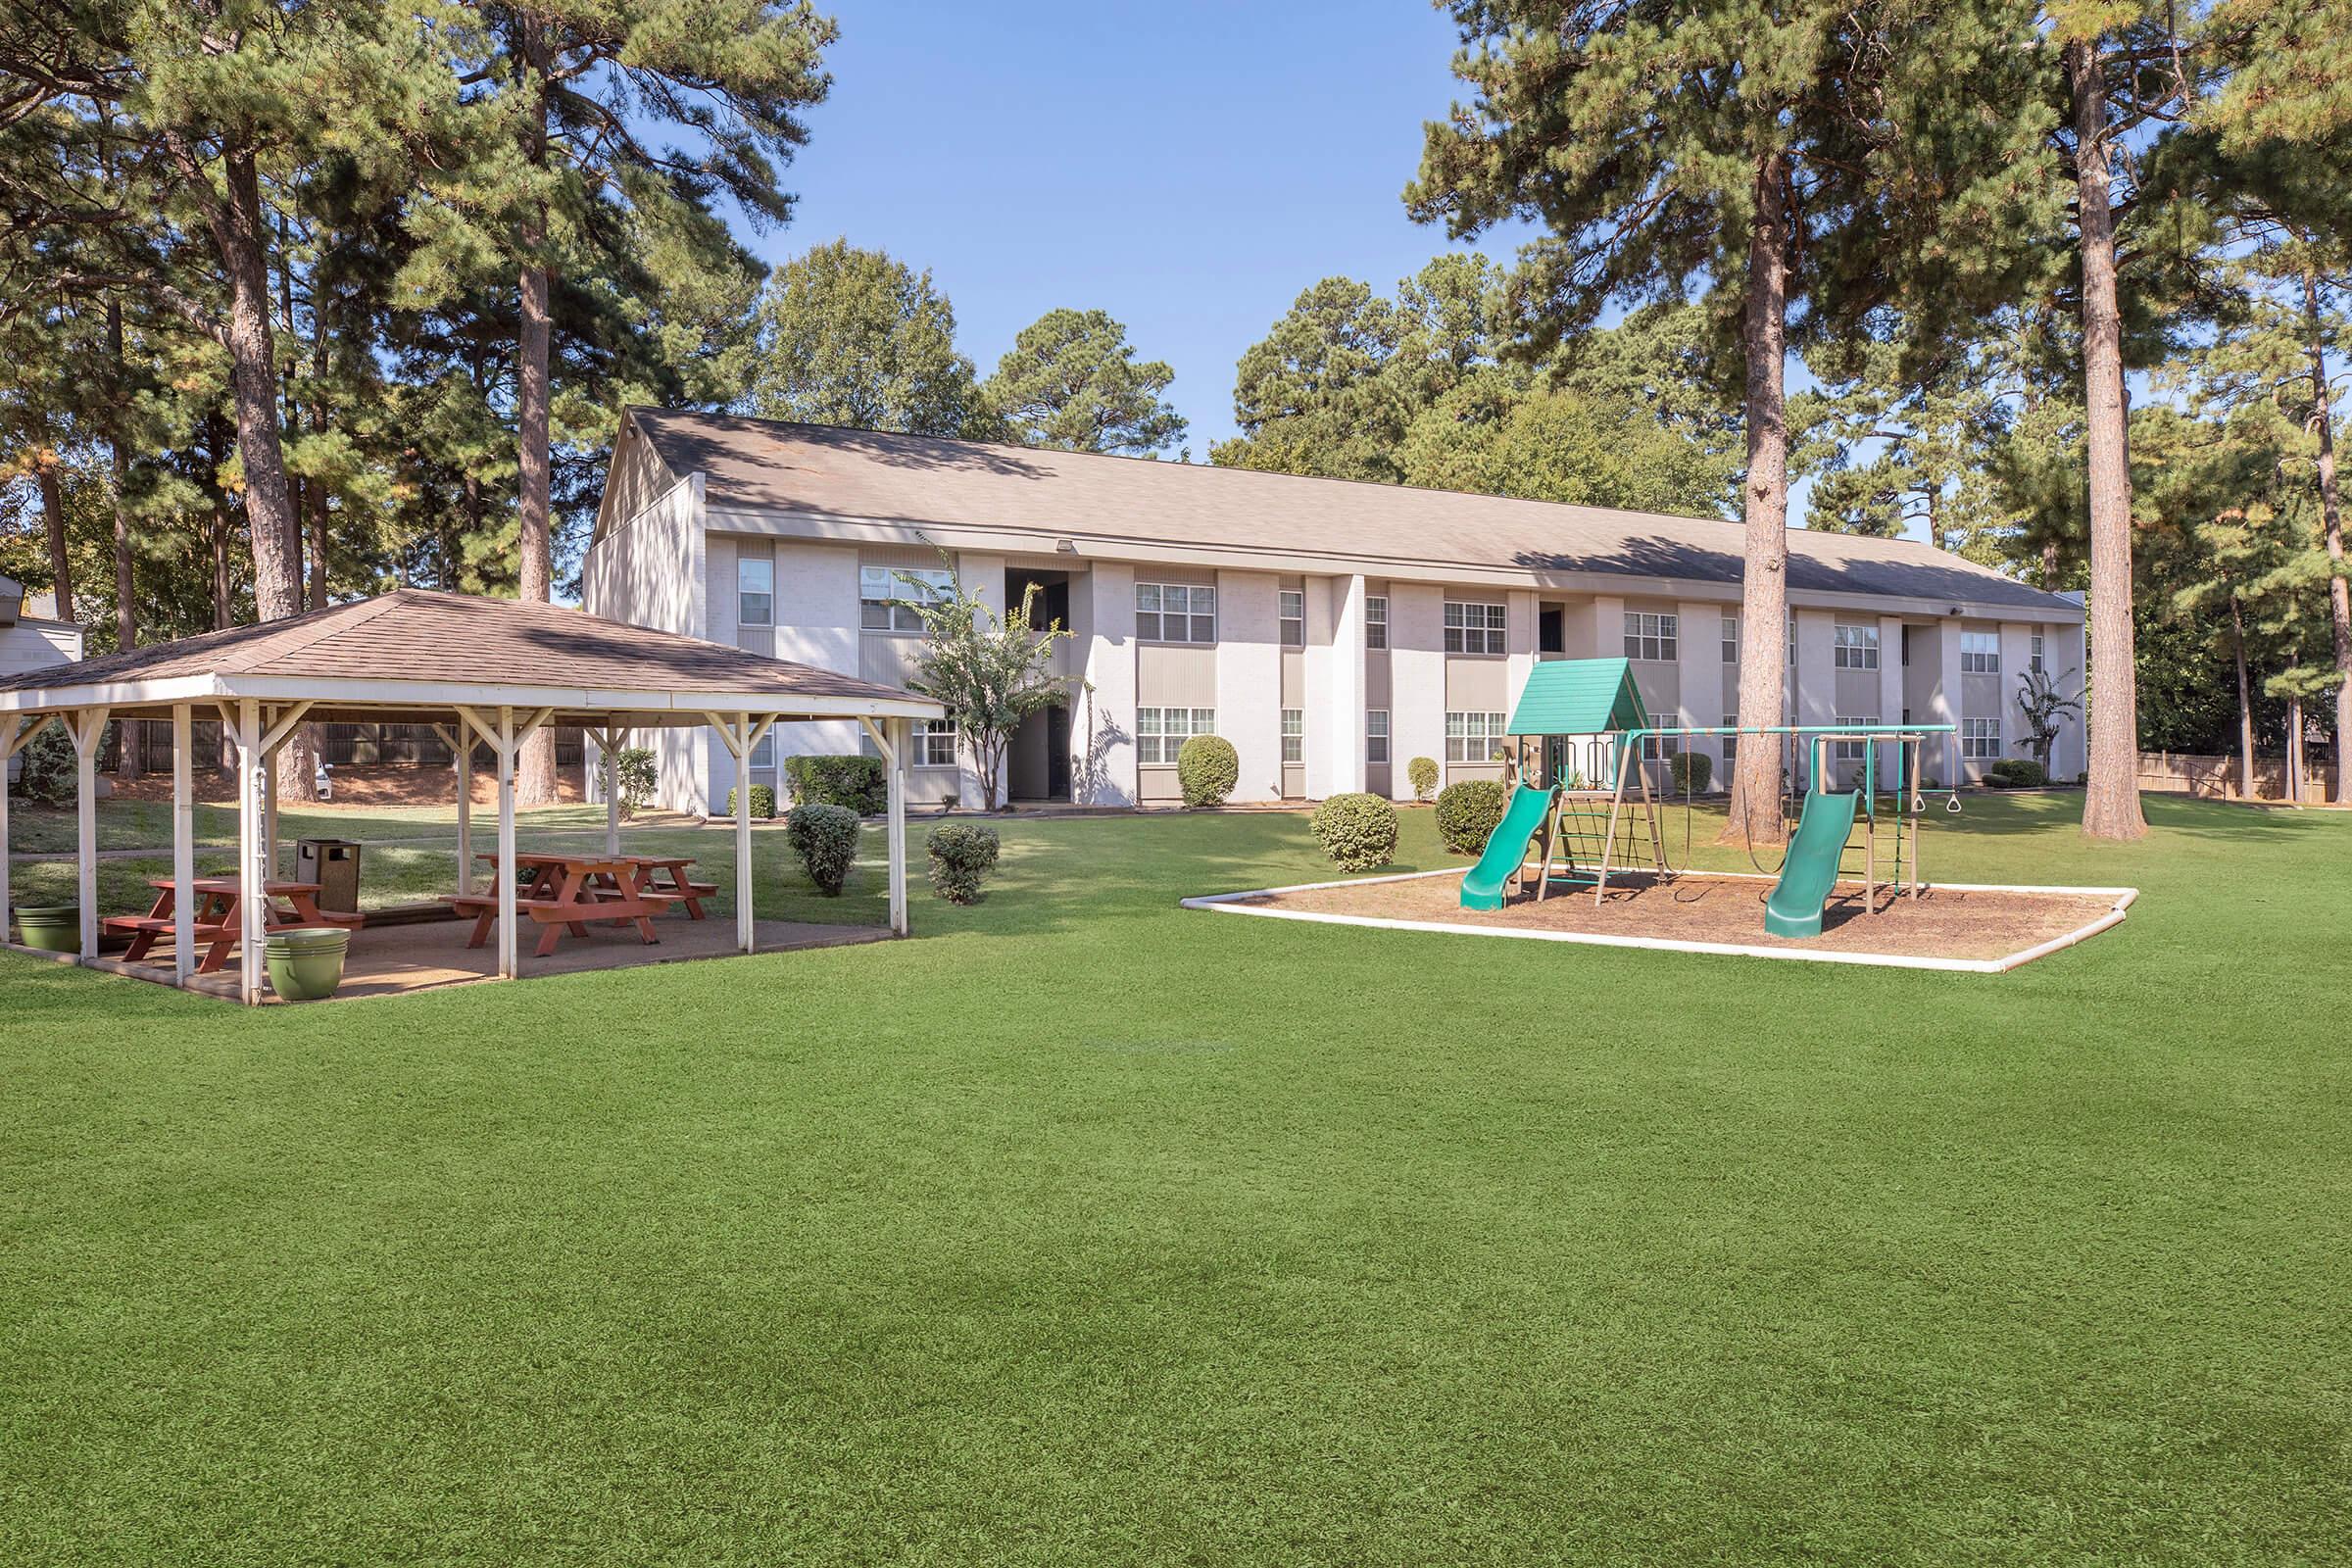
[1505,658,1651,736]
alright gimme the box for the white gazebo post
[261,734,279,883]
[456,704,548,981]
[0,715,33,947]
[597,724,621,858]
[230,700,265,1004]
[172,704,195,983]
[67,706,110,959]
[705,711,777,955]
[861,714,909,938]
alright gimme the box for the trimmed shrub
[1435,778,1509,855]
[1310,792,1399,872]
[1667,752,1713,795]
[725,783,778,820]
[783,754,887,814]
[1985,758,2048,789]
[786,803,859,895]
[1175,733,1239,808]
[1406,756,1439,802]
[14,719,74,805]
[928,822,1002,904]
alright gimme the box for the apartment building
[583,410,2086,812]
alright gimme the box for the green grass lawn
[3,797,2347,1565]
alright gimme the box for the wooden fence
[2137,750,2338,802]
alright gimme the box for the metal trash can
[296,838,362,915]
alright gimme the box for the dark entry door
[1047,704,1072,800]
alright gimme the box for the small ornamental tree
[903,563,1073,810]
[612,748,659,820]
[2014,667,2083,768]
[1406,756,1439,802]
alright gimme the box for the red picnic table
[103,877,363,974]
[452,852,686,958]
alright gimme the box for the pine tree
[743,239,987,437]
[982,310,1187,456]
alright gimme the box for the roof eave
[0,671,944,722]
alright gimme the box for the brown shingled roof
[623,408,2077,617]
[0,589,939,721]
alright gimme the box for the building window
[1279,590,1305,648]
[1833,622,1879,670]
[1643,718,1682,760]
[1960,630,2000,674]
[738,556,774,627]
[915,719,958,769]
[1367,709,1390,763]
[1834,716,1879,763]
[1963,716,2001,759]
[1281,709,1303,763]
[859,564,952,632]
[1136,707,1214,764]
[1136,583,1215,643]
[1901,626,1913,667]
[1721,713,1739,768]
[749,731,776,770]
[1444,601,1507,656]
[2031,631,2045,673]
[1365,596,1388,650]
[1721,613,1740,665]
[1445,710,1508,763]
[1624,611,1677,662]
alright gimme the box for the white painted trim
[1179,868,2137,975]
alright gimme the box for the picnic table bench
[104,878,363,974]
[453,854,676,958]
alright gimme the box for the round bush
[1175,733,1239,808]
[1667,752,1712,795]
[726,783,778,820]
[1986,757,2048,789]
[1406,756,1440,803]
[785,803,859,895]
[927,822,1002,904]
[1435,778,1509,855]
[1310,792,1399,872]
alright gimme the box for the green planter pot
[265,927,351,1002]
[14,906,79,954]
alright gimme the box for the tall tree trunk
[213,150,303,625]
[2042,538,2061,592]
[514,15,560,805]
[2231,593,2253,801]
[109,295,139,779]
[37,456,71,623]
[2067,41,2147,841]
[1720,149,1792,848]
[2305,270,2351,805]
[309,321,330,611]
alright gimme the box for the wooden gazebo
[0,591,945,1003]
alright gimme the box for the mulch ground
[1237,870,2124,961]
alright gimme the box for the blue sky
[756,0,1527,457]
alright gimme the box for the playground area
[1199,867,2131,971]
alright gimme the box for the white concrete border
[1180,867,2138,975]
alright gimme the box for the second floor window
[1833,622,1880,670]
[1280,590,1305,648]
[1137,583,1215,643]
[1962,630,2000,674]
[2031,631,2046,672]
[860,565,951,632]
[1365,596,1388,649]
[1624,611,1677,662]
[738,556,774,627]
[1445,601,1506,655]
[1721,613,1739,665]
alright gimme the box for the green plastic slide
[1763,788,1862,939]
[1460,783,1555,911]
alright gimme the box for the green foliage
[1668,752,1714,795]
[785,803,858,895]
[725,784,777,821]
[783,755,886,815]
[1434,778,1508,855]
[2013,669,2083,767]
[983,309,1187,455]
[926,822,1000,904]
[612,748,658,819]
[1406,757,1439,802]
[1985,759,2049,789]
[744,240,991,437]
[903,564,1073,808]
[1309,793,1399,873]
[1175,735,1240,808]
[13,719,74,806]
